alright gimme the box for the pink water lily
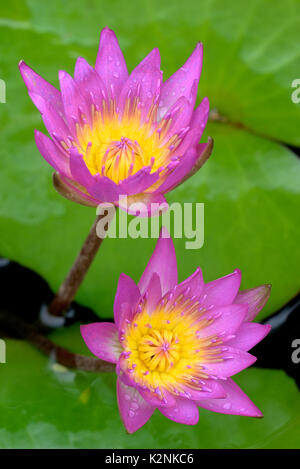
[19,27,212,216]
[81,228,271,433]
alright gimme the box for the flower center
[70,100,184,184]
[120,288,225,398]
[138,329,180,372]
[100,137,147,181]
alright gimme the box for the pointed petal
[157,138,213,194]
[227,323,271,351]
[114,273,141,328]
[119,48,162,121]
[159,397,199,425]
[59,70,89,136]
[158,43,203,118]
[189,96,210,139]
[138,227,178,296]
[117,378,155,433]
[95,27,128,99]
[28,92,69,141]
[171,267,204,301]
[197,378,263,417]
[201,269,242,308]
[19,60,64,113]
[156,96,193,144]
[197,304,248,339]
[74,57,107,115]
[234,285,272,321]
[203,346,257,378]
[143,272,162,314]
[34,130,70,177]
[80,322,121,363]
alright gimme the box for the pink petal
[119,166,161,195]
[157,140,212,194]
[138,227,178,296]
[196,378,263,417]
[19,60,64,114]
[158,43,203,118]
[159,397,199,425]
[117,192,169,217]
[69,147,94,187]
[172,267,204,301]
[58,70,89,136]
[117,378,155,433]
[114,273,141,328]
[197,304,248,339]
[189,96,210,140]
[69,147,122,203]
[234,285,271,321]
[143,272,162,314]
[95,27,128,99]
[227,323,271,351]
[80,322,121,363]
[203,346,257,378]
[156,96,193,144]
[139,388,177,408]
[119,48,162,121]
[34,130,70,177]
[182,379,226,400]
[201,269,242,308]
[28,92,69,141]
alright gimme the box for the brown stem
[0,310,115,372]
[48,212,111,317]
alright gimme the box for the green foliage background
[0,0,299,448]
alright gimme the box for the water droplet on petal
[128,410,135,418]
[223,402,232,410]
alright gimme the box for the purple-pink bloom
[81,228,271,433]
[19,27,212,216]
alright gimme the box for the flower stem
[48,212,111,317]
[0,309,115,372]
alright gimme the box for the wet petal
[197,378,263,417]
[227,323,271,351]
[95,27,128,99]
[117,378,155,433]
[138,227,178,295]
[80,322,121,363]
[159,397,199,425]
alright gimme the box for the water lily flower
[81,228,271,433]
[19,27,212,216]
